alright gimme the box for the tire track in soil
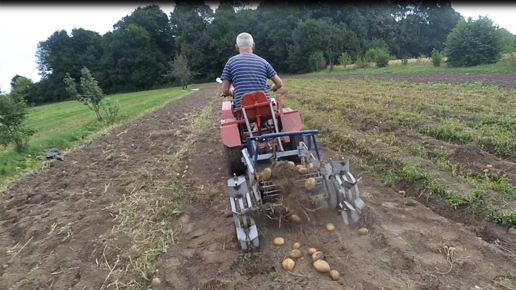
[289,72,516,90]
[0,87,214,290]
[152,89,516,290]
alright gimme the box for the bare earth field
[292,72,516,90]
[1,73,515,290]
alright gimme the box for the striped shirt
[220,52,277,108]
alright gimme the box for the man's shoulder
[230,53,269,64]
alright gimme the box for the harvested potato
[262,168,272,181]
[312,251,324,262]
[282,258,295,271]
[305,177,316,190]
[330,270,340,281]
[152,277,162,286]
[273,237,285,245]
[358,228,368,235]
[298,166,308,174]
[308,163,315,172]
[290,214,301,223]
[326,223,335,231]
[308,248,317,255]
[289,249,302,259]
[293,243,301,249]
[313,260,331,273]
[288,161,296,170]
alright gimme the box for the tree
[0,92,35,151]
[445,16,503,67]
[10,75,22,90]
[64,67,118,123]
[163,53,195,89]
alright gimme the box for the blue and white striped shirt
[220,52,277,108]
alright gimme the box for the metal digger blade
[325,160,366,225]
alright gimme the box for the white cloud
[452,4,516,33]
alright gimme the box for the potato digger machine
[217,78,366,251]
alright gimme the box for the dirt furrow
[0,87,215,290]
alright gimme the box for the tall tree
[445,16,503,66]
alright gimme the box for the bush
[354,55,369,68]
[338,52,352,68]
[364,47,391,67]
[0,94,35,151]
[431,49,444,67]
[402,57,409,66]
[445,16,503,67]
[308,51,326,72]
[375,50,390,68]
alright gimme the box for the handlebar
[219,83,274,98]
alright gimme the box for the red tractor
[216,79,366,251]
[219,83,305,176]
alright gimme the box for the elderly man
[220,32,283,110]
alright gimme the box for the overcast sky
[0,3,515,93]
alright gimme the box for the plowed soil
[293,72,516,89]
[1,74,515,290]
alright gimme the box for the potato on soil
[290,214,301,223]
[314,260,331,273]
[326,223,335,231]
[305,177,316,190]
[273,237,285,245]
[152,277,162,286]
[262,168,272,181]
[308,163,315,172]
[358,228,368,235]
[289,249,302,259]
[288,161,296,170]
[312,251,324,262]
[308,248,317,255]
[293,242,301,249]
[330,270,340,281]
[282,258,295,271]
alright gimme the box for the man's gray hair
[236,32,254,50]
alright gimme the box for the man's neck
[239,49,253,54]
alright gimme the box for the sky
[0,3,515,93]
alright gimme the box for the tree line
[5,0,516,106]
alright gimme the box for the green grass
[0,86,193,188]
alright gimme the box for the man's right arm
[221,60,233,96]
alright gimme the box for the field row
[282,78,516,227]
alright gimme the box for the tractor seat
[234,91,273,121]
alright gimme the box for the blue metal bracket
[246,130,321,168]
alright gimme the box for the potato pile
[279,241,340,281]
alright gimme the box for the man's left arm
[266,62,282,92]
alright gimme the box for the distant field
[309,55,516,75]
[281,77,516,227]
[0,86,193,188]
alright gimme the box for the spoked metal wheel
[323,177,339,210]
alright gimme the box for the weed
[493,210,516,227]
